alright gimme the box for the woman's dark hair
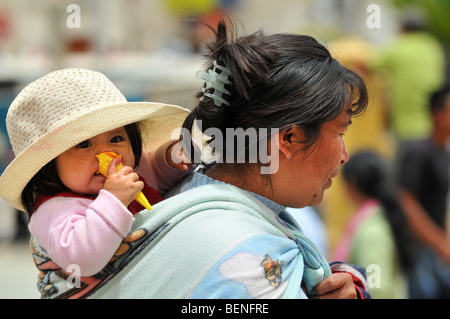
[21,123,142,216]
[342,151,416,272]
[182,20,368,167]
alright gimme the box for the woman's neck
[204,163,272,198]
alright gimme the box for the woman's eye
[76,140,91,149]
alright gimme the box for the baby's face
[55,127,135,196]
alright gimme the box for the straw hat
[0,68,190,211]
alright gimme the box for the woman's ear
[274,126,305,160]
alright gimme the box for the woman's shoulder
[139,182,292,247]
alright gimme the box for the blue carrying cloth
[86,178,332,298]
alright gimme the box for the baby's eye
[111,136,125,143]
[76,140,91,149]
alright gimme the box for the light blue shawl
[87,173,331,298]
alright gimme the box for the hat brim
[0,101,190,211]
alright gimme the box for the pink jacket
[28,142,186,276]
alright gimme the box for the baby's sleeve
[28,190,134,276]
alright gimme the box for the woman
[88,21,370,299]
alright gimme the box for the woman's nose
[340,142,349,165]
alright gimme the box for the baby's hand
[103,157,144,208]
[166,141,193,171]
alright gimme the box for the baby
[0,68,191,278]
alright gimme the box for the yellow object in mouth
[96,152,152,210]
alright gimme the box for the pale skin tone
[206,110,357,299]
[55,126,188,209]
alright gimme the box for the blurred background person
[397,86,450,298]
[323,36,395,250]
[371,9,446,143]
[333,150,416,299]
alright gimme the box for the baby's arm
[29,190,134,276]
[137,140,195,195]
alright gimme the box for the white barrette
[196,61,232,107]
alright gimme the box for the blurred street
[0,241,39,299]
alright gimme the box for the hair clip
[196,60,232,107]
